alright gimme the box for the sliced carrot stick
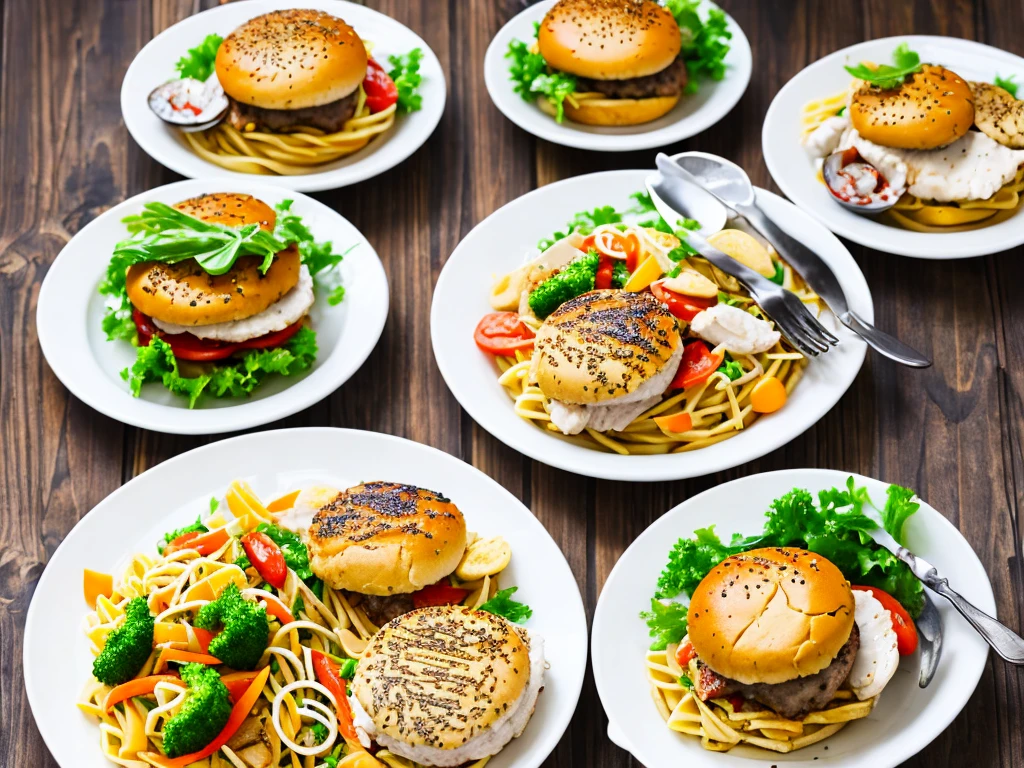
[104,675,180,712]
[266,489,301,513]
[84,569,114,609]
[220,671,260,703]
[154,648,221,674]
[257,593,294,625]
[139,666,270,768]
[653,411,694,435]
[153,623,216,654]
[165,527,230,556]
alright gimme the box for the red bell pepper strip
[311,649,361,746]
[241,531,288,589]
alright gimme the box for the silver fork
[645,174,840,357]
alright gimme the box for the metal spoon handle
[930,579,1024,664]
[734,201,932,368]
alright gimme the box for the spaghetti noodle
[78,480,506,768]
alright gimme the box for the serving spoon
[821,150,904,215]
[148,75,229,133]
[660,152,931,368]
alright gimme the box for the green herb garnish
[844,42,922,89]
[640,597,689,651]
[666,0,732,93]
[388,48,425,113]
[507,23,577,123]
[174,34,223,81]
[478,586,533,623]
[995,74,1019,98]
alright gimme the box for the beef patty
[350,593,415,627]
[574,56,689,99]
[225,89,360,134]
[694,623,861,720]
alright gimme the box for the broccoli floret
[527,251,599,319]
[92,597,155,686]
[611,260,630,289]
[161,663,232,758]
[195,583,269,670]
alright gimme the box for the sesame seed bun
[125,193,300,327]
[850,64,975,150]
[687,548,856,685]
[531,289,681,404]
[537,93,680,125]
[215,9,368,111]
[537,0,681,80]
[308,482,467,596]
[353,605,531,751]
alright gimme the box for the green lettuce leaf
[640,597,689,650]
[387,48,425,113]
[175,34,223,81]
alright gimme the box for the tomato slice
[241,531,288,589]
[650,283,718,323]
[412,582,470,609]
[852,585,919,655]
[474,312,536,355]
[132,310,303,362]
[595,255,614,290]
[670,341,725,390]
[675,641,696,668]
[362,59,398,113]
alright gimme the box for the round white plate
[763,35,1024,259]
[121,0,446,192]
[592,469,995,766]
[484,0,751,151]
[430,169,871,481]
[36,179,388,434]
[23,427,587,768]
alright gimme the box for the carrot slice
[104,674,181,712]
[257,592,295,625]
[165,528,230,556]
[653,411,694,435]
[84,569,114,609]
[139,666,270,768]
[266,489,301,513]
[154,648,221,674]
[219,671,260,703]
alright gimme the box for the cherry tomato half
[852,585,919,655]
[595,255,615,290]
[675,641,696,668]
[670,341,725,391]
[649,282,718,323]
[363,59,398,113]
[241,531,288,590]
[474,312,536,355]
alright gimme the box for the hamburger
[350,605,545,766]
[124,192,315,371]
[307,482,469,625]
[215,9,369,133]
[686,548,865,719]
[530,289,683,435]
[535,0,689,125]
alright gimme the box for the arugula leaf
[387,48,425,113]
[640,597,689,651]
[174,34,223,81]
[122,327,319,408]
[844,42,922,89]
[254,521,315,581]
[478,586,533,623]
[273,199,351,303]
[665,0,732,92]
[157,515,208,555]
[994,74,1019,98]
[506,30,577,123]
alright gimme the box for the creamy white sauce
[690,304,780,355]
[352,632,546,767]
[848,590,900,701]
[546,343,683,436]
[152,265,314,342]
[148,75,228,125]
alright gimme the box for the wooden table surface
[2,0,1023,766]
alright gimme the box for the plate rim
[23,426,589,768]
[430,168,872,481]
[762,34,1024,259]
[590,467,996,768]
[482,0,752,151]
[119,0,447,192]
[35,178,389,434]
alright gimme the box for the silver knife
[654,154,932,368]
[865,517,1024,665]
[915,592,943,688]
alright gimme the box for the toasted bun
[538,93,679,125]
[308,482,467,595]
[215,9,368,110]
[537,0,681,80]
[532,289,681,404]
[688,548,855,685]
[125,193,300,327]
[353,605,531,750]
[850,65,974,150]
[971,80,1024,148]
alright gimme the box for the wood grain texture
[1,0,1022,766]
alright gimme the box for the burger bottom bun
[537,94,680,126]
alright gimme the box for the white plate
[592,469,995,766]
[121,0,446,192]
[36,179,388,434]
[430,170,871,481]
[23,427,587,768]
[483,0,751,151]
[763,35,1024,259]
